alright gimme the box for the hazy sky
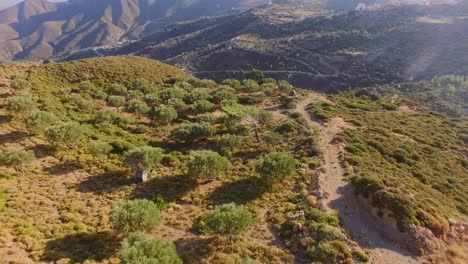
[0,0,65,10]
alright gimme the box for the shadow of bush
[209,176,266,205]
[41,231,120,263]
[132,174,198,203]
[75,170,132,194]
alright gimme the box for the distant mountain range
[1,0,461,61]
[0,0,274,60]
[69,2,465,91]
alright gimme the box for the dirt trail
[296,93,421,264]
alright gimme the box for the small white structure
[135,170,149,182]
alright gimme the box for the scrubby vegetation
[308,91,467,237]
[0,57,361,263]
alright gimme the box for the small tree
[79,80,95,90]
[94,109,119,124]
[89,140,112,164]
[107,95,126,111]
[188,88,212,103]
[213,88,238,104]
[108,83,128,95]
[243,79,260,94]
[124,146,165,175]
[10,77,32,91]
[215,134,243,156]
[110,199,161,233]
[242,110,273,142]
[119,232,182,264]
[6,95,36,116]
[25,111,57,134]
[188,150,231,181]
[193,99,215,114]
[126,99,150,116]
[278,80,293,94]
[256,152,296,184]
[45,122,82,149]
[199,203,253,241]
[0,148,35,174]
[133,78,158,94]
[247,69,264,83]
[221,79,241,90]
[171,122,216,143]
[153,105,177,124]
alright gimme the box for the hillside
[0,56,467,263]
[83,2,468,91]
[0,0,271,60]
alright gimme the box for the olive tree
[119,232,182,264]
[243,79,260,94]
[89,140,113,164]
[215,134,244,156]
[153,105,177,124]
[124,146,165,176]
[193,99,215,114]
[110,199,161,233]
[126,99,150,116]
[0,148,36,174]
[256,152,296,184]
[199,203,253,241]
[10,77,32,91]
[94,109,119,124]
[45,122,82,149]
[247,69,264,83]
[108,83,128,95]
[188,150,231,180]
[25,111,57,134]
[107,95,126,111]
[170,122,216,143]
[6,95,36,116]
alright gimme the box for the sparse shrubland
[307,91,467,237]
[0,57,356,263]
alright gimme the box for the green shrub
[215,134,244,155]
[25,111,57,134]
[89,141,112,161]
[94,109,119,124]
[221,79,241,90]
[306,243,338,262]
[188,88,212,103]
[264,131,283,144]
[243,79,260,94]
[0,148,36,173]
[167,98,186,111]
[107,83,128,95]
[119,232,182,264]
[45,122,82,148]
[126,99,150,116]
[10,77,32,90]
[352,249,369,262]
[133,78,158,94]
[6,95,36,115]
[199,203,253,237]
[188,150,231,180]
[171,122,216,143]
[110,200,161,233]
[256,152,296,183]
[107,95,126,109]
[153,105,177,124]
[124,146,165,171]
[193,100,215,114]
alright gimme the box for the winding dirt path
[296,93,421,264]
